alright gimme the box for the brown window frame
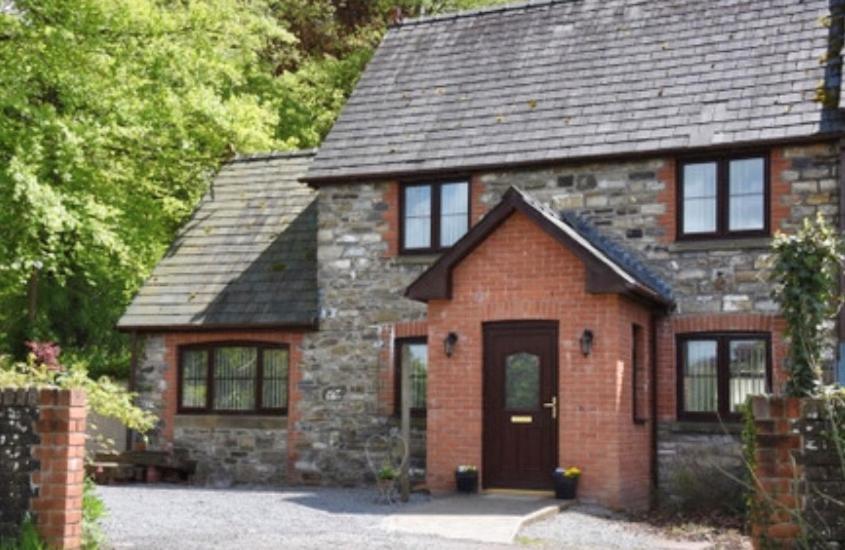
[632,323,648,424]
[399,180,471,254]
[676,152,770,241]
[177,341,289,416]
[676,332,772,422]
[394,337,427,417]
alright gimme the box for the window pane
[682,163,717,234]
[403,185,431,249]
[440,182,469,246]
[683,340,718,413]
[729,158,765,231]
[400,342,427,410]
[213,347,257,410]
[505,352,540,410]
[262,349,289,409]
[181,350,207,408]
[404,218,431,249]
[729,339,767,412]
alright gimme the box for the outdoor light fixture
[580,329,594,357]
[444,332,459,357]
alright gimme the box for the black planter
[553,472,578,499]
[455,471,478,493]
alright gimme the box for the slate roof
[306,0,845,183]
[118,151,318,330]
[406,186,673,307]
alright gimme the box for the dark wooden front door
[483,321,558,490]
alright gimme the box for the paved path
[98,485,735,550]
[381,493,566,544]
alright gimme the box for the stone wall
[750,395,845,549]
[479,142,839,316]
[656,422,744,509]
[295,182,430,484]
[0,388,87,550]
[0,389,40,540]
[135,333,168,448]
[173,416,287,485]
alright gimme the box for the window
[677,333,770,420]
[401,181,470,253]
[394,338,427,416]
[178,343,289,414]
[632,324,649,424]
[678,155,768,239]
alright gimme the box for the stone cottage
[119,0,845,510]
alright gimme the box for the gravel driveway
[98,485,738,550]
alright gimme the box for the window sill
[660,420,742,435]
[391,254,441,266]
[669,237,772,253]
[174,415,286,430]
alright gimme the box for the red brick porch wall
[425,210,654,510]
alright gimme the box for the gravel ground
[519,504,722,550]
[98,485,505,550]
[98,485,744,550]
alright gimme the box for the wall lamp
[580,329,594,357]
[444,332,459,358]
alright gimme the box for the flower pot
[553,472,578,499]
[455,471,478,493]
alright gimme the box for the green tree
[0,0,293,374]
[0,0,508,378]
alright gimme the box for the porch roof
[405,186,674,309]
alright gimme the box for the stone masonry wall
[0,388,87,550]
[173,417,287,485]
[656,423,744,508]
[297,182,430,483]
[293,142,840,486]
[0,389,40,541]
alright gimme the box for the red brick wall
[425,210,654,510]
[158,330,305,478]
[32,389,87,550]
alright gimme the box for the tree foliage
[770,214,845,397]
[0,0,507,378]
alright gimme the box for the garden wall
[0,388,87,550]
[750,395,845,549]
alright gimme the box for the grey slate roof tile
[306,0,844,182]
[118,150,317,330]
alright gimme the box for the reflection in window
[505,352,540,410]
[729,339,767,412]
[396,340,427,413]
[178,344,289,414]
[728,158,765,231]
[682,340,718,413]
[682,163,717,234]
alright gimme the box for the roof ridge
[394,0,568,28]
[232,149,317,163]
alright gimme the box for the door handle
[543,396,557,419]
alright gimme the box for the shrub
[770,213,845,396]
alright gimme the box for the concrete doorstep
[380,493,573,544]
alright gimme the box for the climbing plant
[770,213,845,397]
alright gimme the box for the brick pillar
[750,395,803,549]
[32,389,86,550]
